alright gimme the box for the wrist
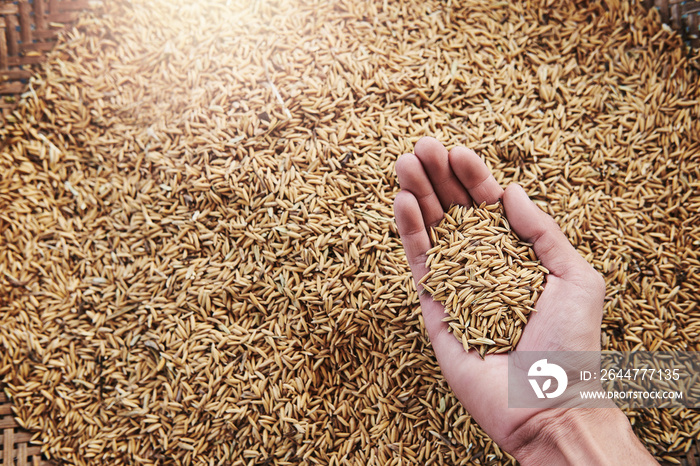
[510,407,658,466]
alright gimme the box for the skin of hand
[394,137,658,464]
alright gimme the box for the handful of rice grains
[419,202,549,357]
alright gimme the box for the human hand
[394,137,657,464]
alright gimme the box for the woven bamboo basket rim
[1,392,698,466]
[0,392,52,466]
[645,0,700,47]
[0,0,697,120]
[1,0,91,123]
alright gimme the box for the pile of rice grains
[0,0,697,464]
[420,203,546,358]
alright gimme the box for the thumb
[503,183,590,280]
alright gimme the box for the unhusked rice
[420,203,546,358]
[0,0,698,464]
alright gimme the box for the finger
[503,183,591,279]
[449,146,504,205]
[413,137,472,210]
[394,190,432,279]
[394,190,469,361]
[395,153,445,227]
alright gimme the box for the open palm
[394,137,607,453]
